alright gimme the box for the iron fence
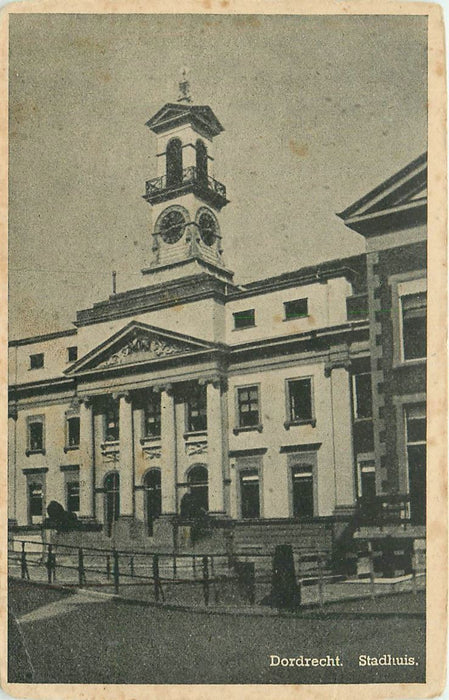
[8,538,425,609]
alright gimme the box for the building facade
[8,88,426,552]
[339,153,427,529]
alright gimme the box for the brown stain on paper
[289,140,309,158]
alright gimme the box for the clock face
[198,210,217,246]
[159,210,186,244]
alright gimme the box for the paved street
[8,579,425,685]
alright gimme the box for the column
[206,378,227,515]
[325,355,356,509]
[79,397,95,520]
[117,392,134,518]
[133,404,145,522]
[160,385,177,515]
[8,406,18,525]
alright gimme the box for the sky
[8,13,427,340]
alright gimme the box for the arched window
[143,469,161,536]
[104,472,120,537]
[196,140,208,185]
[166,138,183,187]
[187,465,208,514]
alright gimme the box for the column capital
[324,359,351,378]
[201,375,228,391]
[79,395,93,408]
[112,391,132,403]
[152,383,173,395]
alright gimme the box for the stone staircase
[231,518,334,557]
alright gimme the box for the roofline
[229,254,366,299]
[337,152,427,220]
[9,328,77,348]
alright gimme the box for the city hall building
[8,84,427,553]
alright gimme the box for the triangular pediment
[146,103,224,137]
[338,152,427,220]
[65,321,218,376]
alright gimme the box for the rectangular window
[401,292,426,361]
[240,470,260,518]
[358,459,376,499]
[67,346,78,362]
[287,378,313,423]
[406,404,426,525]
[353,373,373,419]
[233,309,255,329]
[67,481,80,513]
[27,417,44,453]
[67,416,80,448]
[291,467,314,518]
[104,397,120,442]
[30,353,44,370]
[186,385,207,432]
[28,482,43,522]
[237,385,260,428]
[284,298,308,320]
[144,392,161,438]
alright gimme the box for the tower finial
[177,68,192,104]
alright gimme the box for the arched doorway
[104,472,120,537]
[143,469,161,536]
[186,464,208,517]
[195,139,208,186]
[166,138,183,188]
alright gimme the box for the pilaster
[206,377,228,515]
[159,384,177,515]
[325,347,356,509]
[79,397,95,520]
[116,391,134,518]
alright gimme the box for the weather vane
[177,68,192,104]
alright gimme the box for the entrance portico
[66,321,230,534]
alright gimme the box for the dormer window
[233,309,255,330]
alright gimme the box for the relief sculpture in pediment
[100,333,191,367]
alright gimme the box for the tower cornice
[146,103,224,138]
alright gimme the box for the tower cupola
[141,75,232,284]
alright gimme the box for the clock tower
[142,75,233,284]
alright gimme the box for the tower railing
[145,166,226,199]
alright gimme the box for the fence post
[78,547,86,588]
[153,554,160,601]
[367,541,375,600]
[46,544,56,584]
[113,549,119,594]
[317,555,324,609]
[130,556,134,578]
[152,554,165,602]
[106,555,111,580]
[210,556,219,604]
[202,556,210,606]
[21,541,29,580]
[173,553,177,580]
[411,549,417,595]
[192,555,196,579]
